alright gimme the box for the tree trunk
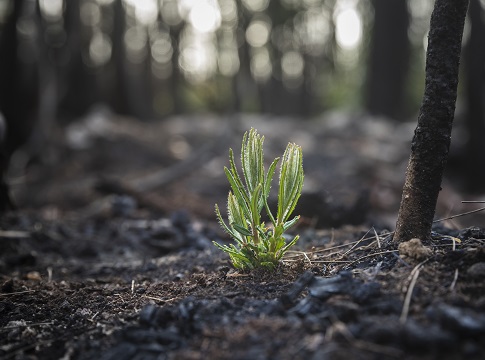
[393,0,469,243]
[0,0,38,211]
[365,0,410,120]
[111,0,129,115]
[464,0,485,192]
[59,0,98,119]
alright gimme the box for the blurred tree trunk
[169,24,183,115]
[366,0,409,120]
[29,0,58,161]
[394,0,469,243]
[111,0,152,119]
[464,0,485,191]
[111,0,129,115]
[0,0,38,211]
[299,54,314,117]
[59,0,98,119]
[234,0,257,113]
[0,0,38,158]
[128,29,154,120]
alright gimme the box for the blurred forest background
[1,0,435,119]
[1,0,485,208]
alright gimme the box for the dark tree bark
[0,0,38,158]
[58,0,98,119]
[0,0,39,211]
[366,0,410,120]
[169,23,183,115]
[233,0,256,113]
[463,0,485,192]
[111,0,130,115]
[394,0,469,243]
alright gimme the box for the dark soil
[1,113,485,359]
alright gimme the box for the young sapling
[214,128,304,270]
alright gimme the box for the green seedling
[214,128,304,270]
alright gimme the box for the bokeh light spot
[335,7,362,50]
[242,0,269,13]
[246,20,271,48]
[188,1,221,33]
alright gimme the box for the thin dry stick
[400,264,422,324]
[286,239,363,257]
[304,250,347,261]
[302,252,312,264]
[144,295,182,303]
[47,267,53,283]
[289,231,394,258]
[144,295,166,302]
[373,227,381,249]
[0,230,30,238]
[285,250,313,263]
[288,245,396,265]
[299,259,353,264]
[449,269,459,291]
[461,200,485,203]
[433,206,485,223]
[0,290,35,297]
[346,250,399,267]
[284,241,367,261]
[452,236,457,251]
[288,229,394,265]
[90,312,99,321]
[341,228,373,257]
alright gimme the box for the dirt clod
[398,238,433,260]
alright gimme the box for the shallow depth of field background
[1,0,485,223]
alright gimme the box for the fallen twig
[346,250,399,267]
[0,230,30,238]
[285,231,393,261]
[144,295,182,303]
[433,206,485,223]
[130,117,234,192]
[400,261,427,324]
[0,290,35,297]
[373,227,381,249]
[449,269,459,291]
[341,228,373,257]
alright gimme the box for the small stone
[308,271,353,300]
[139,304,158,325]
[398,238,432,260]
[467,262,485,278]
[26,271,42,281]
[110,195,137,217]
[173,273,184,281]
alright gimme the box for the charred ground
[1,114,484,359]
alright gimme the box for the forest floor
[1,112,485,359]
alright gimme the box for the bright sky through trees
[25,0,432,101]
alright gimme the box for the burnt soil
[1,113,485,359]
